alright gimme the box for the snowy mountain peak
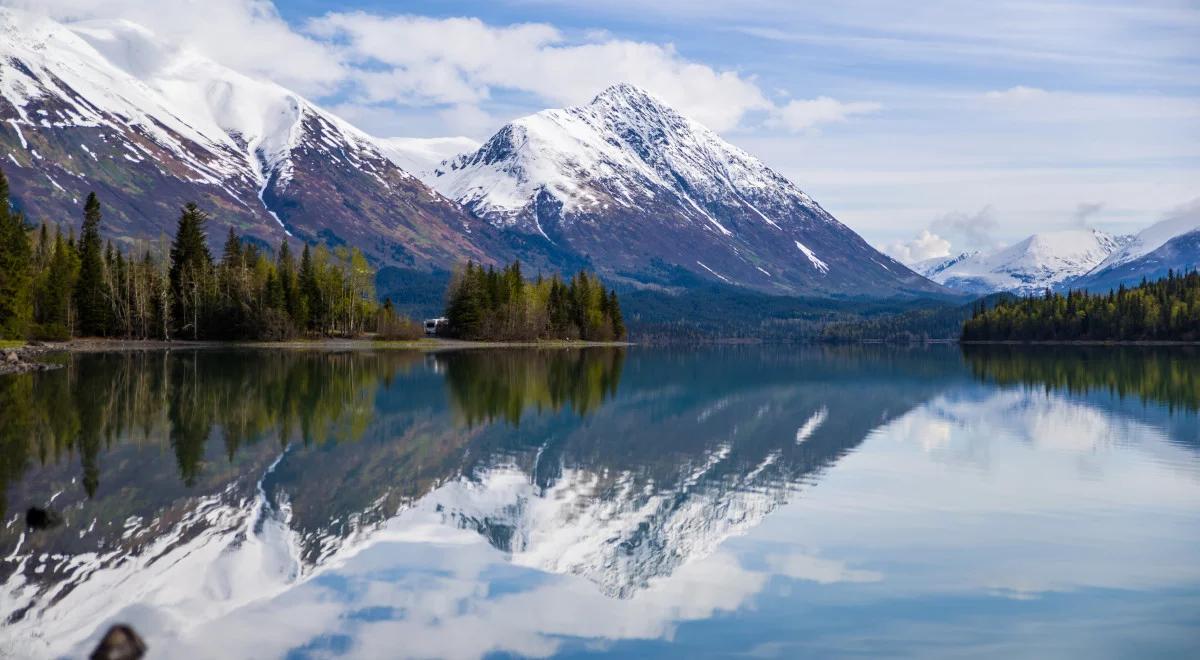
[430,82,941,297]
[920,228,1132,295]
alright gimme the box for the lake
[1,346,1198,658]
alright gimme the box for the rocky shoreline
[0,343,62,375]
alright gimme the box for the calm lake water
[1,346,1198,659]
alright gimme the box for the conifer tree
[74,192,108,336]
[608,289,625,340]
[298,244,316,331]
[0,168,32,338]
[169,203,213,339]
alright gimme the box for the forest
[444,260,626,341]
[961,272,1200,342]
[0,168,418,341]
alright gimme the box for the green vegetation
[962,273,1200,342]
[442,348,625,427]
[963,345,1200,412]
[0,166,415,341]
[0,350,426,516]
[0,347,628,517]
[444,261,626,341]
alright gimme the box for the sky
[9,0,1200,261]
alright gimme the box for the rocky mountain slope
[429,84,944,297]
[0,8,502,269]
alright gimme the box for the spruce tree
[40,228,76,337]
[169,203,213,339]
[298,244,320,333]
[74,192,108,336]
[608,289,625,339]
[0,168,31,339]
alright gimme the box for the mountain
[1069,205,1200,291]
[1090,202,1200,275]
[1070,229,1200,292]
[0,8,503,269]
[913,251,980,280]
[2,9,945,301]
[429,84,944,298]
[914,229,1130,295]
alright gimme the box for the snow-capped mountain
[430,83,943,297]
[1091,202,1200,274]
[1068,203,1200,291]
[914,229,1131,295]
[913,251,980,280]
[1069,229,1200,292]
[0,8,501,268]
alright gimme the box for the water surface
[1,346,1198,658]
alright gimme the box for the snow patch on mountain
[795,240,829,274]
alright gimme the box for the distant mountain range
[0,8,944,300]
[913,229,1131,295]
[914,215,1200,295]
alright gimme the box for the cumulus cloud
[931,205,1000,251]
[770,97,882,132]
[886,229,952,265]
[7,0,345,96]
[6,0,881,137]
[305,12,777,132]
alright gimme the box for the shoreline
[0,337,634,375]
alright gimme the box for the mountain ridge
[430,83,945,297]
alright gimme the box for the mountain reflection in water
[1,345,1198,658]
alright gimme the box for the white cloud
[8,1,882,138]
[770,97,882,132]
[931,205,1001,251]
[305,12,778,133]
[765,551,882,584]
[9,0,344,96]
[983,85,1049,101]
[885,229,952,264]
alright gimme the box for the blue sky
[17,0,1200,260]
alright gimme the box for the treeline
[442,348,625,427]
[0,168,419,340]
[444,261,626,341]
[963,345,1200,412]
[0,350,425,517]
[962,272,1200,342]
